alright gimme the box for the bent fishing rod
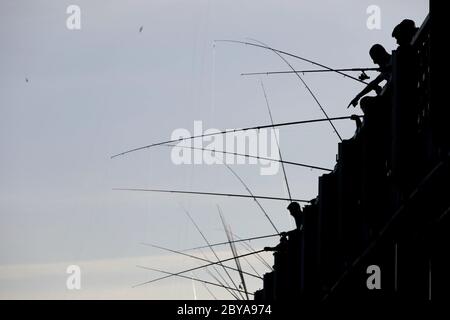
[133,248,266,288]
[111,115,361,159]
[113,187,310,203]
[245,37,343,142]
[214,39,368,85]
[242,67,380,76]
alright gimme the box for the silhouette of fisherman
[391,19,418,84]
[348,44,392,111]
[287,202,303,230]
[392,19,418,48]
[264,202,302,252]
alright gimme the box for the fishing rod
[133,249,266,288]
[203,265,240,300]
[223,164,280,233]
[173,133,281,234]
[242,67,380,76]
[141,242,262,280]
[214,39,368,85]
[110,115,360,159]
[199,249,240,300]
[239,252,262,278]
[170,132,283,234]
[238,241,272,272]
[165,144,333,172]
[201,280,218,300]
[228,231,274,271]
[136,265,253,296]
[183,233,279,251]
[179,141,280,259]
[113,188,311,203]
[246,38,343,142]
[183,208,245,300]
[202,228,273,271]
[260,81,292,201]
[218,206,249,300]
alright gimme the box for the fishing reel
[358,71,370,81]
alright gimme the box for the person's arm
[347,74,384,108]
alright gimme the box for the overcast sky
[0,0,428,299]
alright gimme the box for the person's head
[369,44,390,67]
[287,202,301,216]
[392,19,417,46]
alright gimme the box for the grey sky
[0,0,428,299]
